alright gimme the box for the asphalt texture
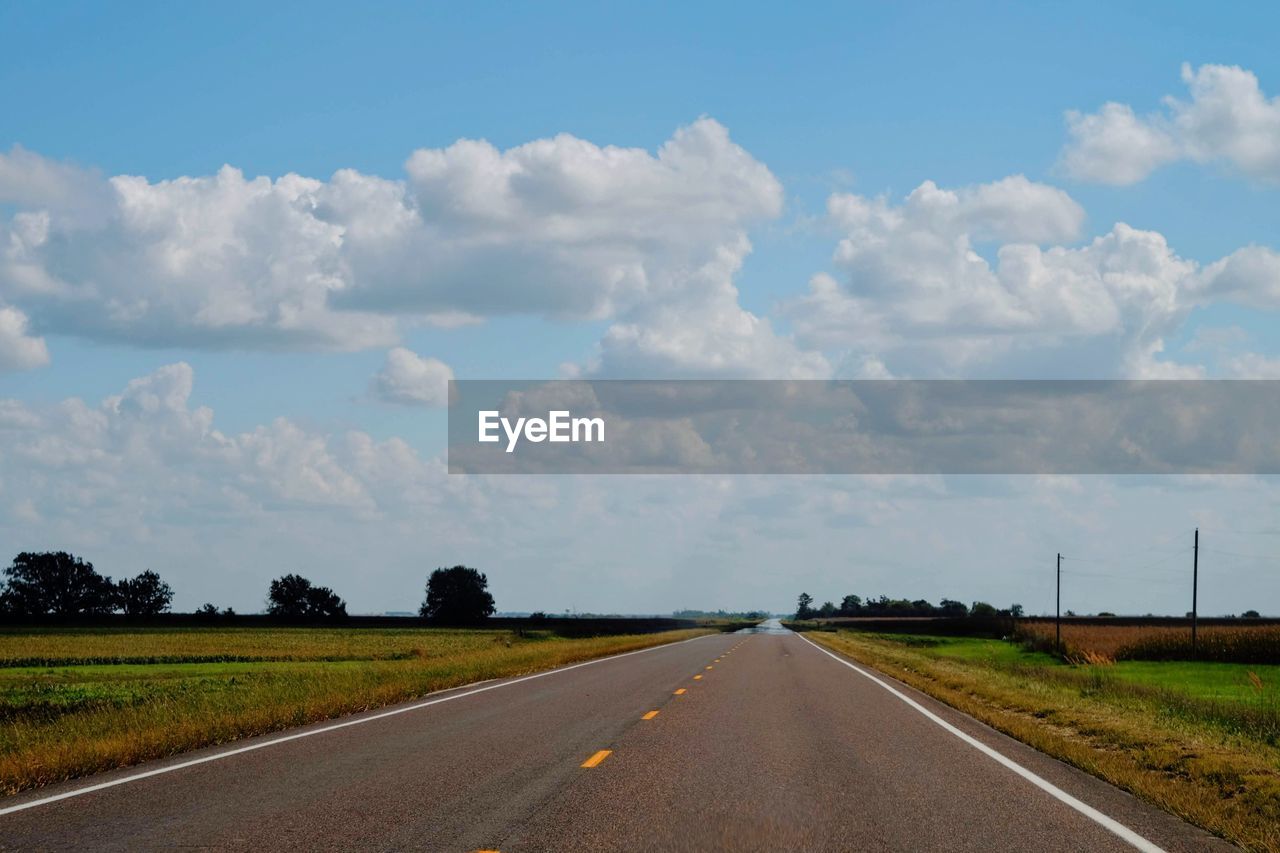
[0,624,1237,852]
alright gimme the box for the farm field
[1017,620,1280,664]
[810,629,1280,852]
[0,625,712,795]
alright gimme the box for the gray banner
[447,380,1280,475]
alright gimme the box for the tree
[1243,609,1261,618]
[266,574,347,619]
[970,601,998,618]
[839,594,863,616]
[1009,603,1024,618]
[795,592,815,620]
[818,600,837,618]
[195,603,219,618]
[116,570,174,616]
[421,566,496,624]
[1,552,116,616]
[938,598,968,618]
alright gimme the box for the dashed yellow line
[674,688,686,695]
[705,665,714,670]
[693,674,703,680]
[642,710,659,720]
[581,749,612,768]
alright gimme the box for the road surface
[0,622,1234,851]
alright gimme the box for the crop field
[1016,620,1280,663]
[0,625,712,795]
[810,630,1280,851]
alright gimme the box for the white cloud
[0,306,49,372]
[5,363,1280,616]
[1060,63,1280,185]
[790,176,1203,377]
[372,348,454,406]
[1222,352,1280,379]
[1193,245,1280,308]
[0,120,813,377]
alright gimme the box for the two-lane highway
[0,625,1234,851]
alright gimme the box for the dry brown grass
[811,630,1280,852]
[1019,621,1280,663]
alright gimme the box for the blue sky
[2,3,1279,614]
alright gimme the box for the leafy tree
[421,566,496,624]
[818,600,837,618]
[938,598,969,618]
[795,592,815,620]
[1,552,115,616]
[1009,603,1024,618]
[970,601,998,618]
[1243,609,1261,618]
[195,603,219,618]
[839,594,863,616]
[267,574,347,619]
[116,570,174,616]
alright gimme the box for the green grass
[860,633,1280,705]
[0,625,713,795]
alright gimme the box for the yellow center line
[674,688,686,695]
[642,710,659,720]
[581,749,612,768]
[693,674,703,680]
[705,665,713,670]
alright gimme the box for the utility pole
[1056,552,1062,658]
[1191,528,1199,656]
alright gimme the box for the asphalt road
[0,623,1235,852]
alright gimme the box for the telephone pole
[1191,528,1199,656]
[1056,552,1062,657]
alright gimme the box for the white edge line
[0,631,718,817]
[795,632,1166,853]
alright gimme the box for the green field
[883,633,1280,705]
[0,626,712,795]
[810,630,1280,852]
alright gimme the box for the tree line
[795,592,1023,620]
[0,552,498,624]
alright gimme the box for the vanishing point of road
[0,621,1234,852]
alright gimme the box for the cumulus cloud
[0,306,49,372]
[372,348,454,406]
[789,175,1208,377]
[1060,63,1280,185]
[0,120,817,377]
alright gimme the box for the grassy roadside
[0,626,713,795]
[808,630,1280,852]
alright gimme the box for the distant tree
[818,600,837,618]
[1,552,116,616]
[938,598,968,618]
[267,574,347,619]
[1009,603,1024,618]
[421,566,496,624]
[529,611,547,621]
[195,603,219,618]
[116,570,174,616]
[1243,609,1261,618]
[222,607,236,617]
[794,592,815,620]
[839,594,863,616]
[970,601,998,618]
